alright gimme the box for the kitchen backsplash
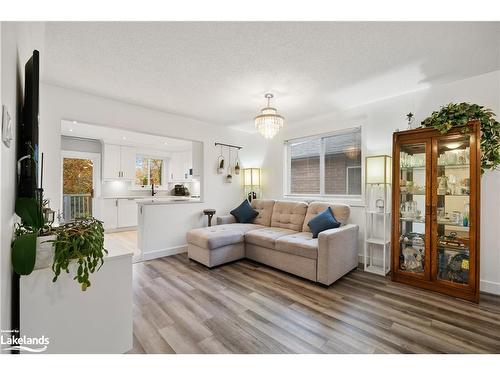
[102,180,200,198]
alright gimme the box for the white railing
[63,193,92,221]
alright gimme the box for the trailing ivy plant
[50,217,107,291]
[421,102,500,174]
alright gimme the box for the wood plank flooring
[129,254,500,354]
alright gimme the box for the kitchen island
[137,196,204,260]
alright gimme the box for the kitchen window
[135,156,165,186]
[285,127,362,197]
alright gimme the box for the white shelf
[366,237,390,246]
[364,264,389,276]
[366,211,391,215]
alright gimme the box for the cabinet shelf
[401,163,470,171]
[437,245,469,253]
[400,217,425,223]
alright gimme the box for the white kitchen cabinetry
[192,142,203,178]
[120,146,136,180]
[182,150,192,180]
[118,199,138,227]
[103,144,121,180]
[102,198,118,230]
[102,198,138,230]
[103,144,136,180]
[169,152,191,181]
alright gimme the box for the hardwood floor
[129,254,500,354]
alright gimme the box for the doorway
[61,151,101,222]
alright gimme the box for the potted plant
[217,155,225,174]
[421,102,500,174]
[11,197,107,291]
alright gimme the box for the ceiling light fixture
[254,93,284,140]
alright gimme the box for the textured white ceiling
[42,22,500,131]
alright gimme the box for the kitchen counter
[102,196,201,204]
[136,197,201,205]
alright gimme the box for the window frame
[134,154,169,189]
[283,127,363,202]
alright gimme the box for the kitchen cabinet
[103,144,136,180]
[102,198,138,230]
[168,151,192,181]
[192,142,203,178]
[118,199,138,227]
[392,120,480,302]
[102,198,118,230]
[120,146,136,180]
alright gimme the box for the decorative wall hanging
[214,142,242,178]
[234,149,241,175]
[2,105,13,148]
[217,144,225,174]
[226,147,233,183]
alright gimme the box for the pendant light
[254,93,284,139]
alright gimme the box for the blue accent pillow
[307,207,340,238]
[230,200,259,223]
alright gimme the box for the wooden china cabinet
[391,120,480,302]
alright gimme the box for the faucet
[151,183,157,196]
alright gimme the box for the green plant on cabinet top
[12,197,107,291]
[421,102,500,174]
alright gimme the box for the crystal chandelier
[254,93,284,139]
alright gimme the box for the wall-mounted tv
[17,50,39,198]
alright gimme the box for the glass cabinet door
[397,141,430,277]
[432,134,475,287]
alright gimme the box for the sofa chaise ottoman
[186,199,359,286]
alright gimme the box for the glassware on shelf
[437,232,470,284]
[400,151,425,168]
[400,200,418,219]
[437,175,448,195]
[437,207,445,220]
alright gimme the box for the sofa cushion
[251,199,275,226]
[187,224,264,250]
[275,232,318,259]
[307,207,340,238]
[245,227,297,249]
[230,199,259,223]
[302,202,350,232]
[270,200,308,231]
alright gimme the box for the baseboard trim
[480,279,500,295]
[359,255,500,296]
[141,245,187,261]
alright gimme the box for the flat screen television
[18,50,39,198]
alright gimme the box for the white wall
[261,70,500,295]
[0,22,45,340]
[61,135,102,154]
[39,83,267,225]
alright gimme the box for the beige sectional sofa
[186,199,359,286]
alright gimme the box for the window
[135,156,165,186]
[285,127,361,196]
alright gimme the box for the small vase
[35,234,56,270]
[226,174,232,183]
